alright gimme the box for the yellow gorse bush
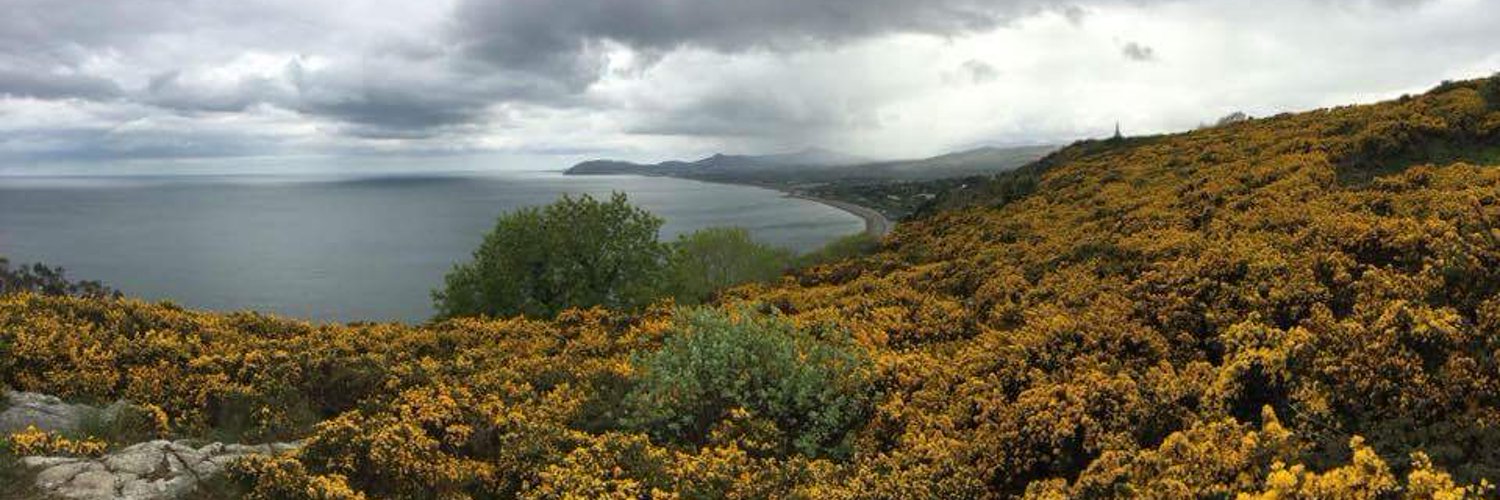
[5,426,108,457]
[3,76,1500,497]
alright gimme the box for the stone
[34,461,95,489]
[54,470,118,500]
[22,437,303,500]
[0,390,93,434]
[23,455,80,468]
[9,390,304,499]
[104,442,173,476]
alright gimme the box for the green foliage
[0,256,117,299]
[1482,74,1500,110]
[434,193,669,319]
[75,403,169,447]
[623,308,873,459]
[665,227,794,305]
[797,232,880,268]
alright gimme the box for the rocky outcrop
[3,390,300,499]
[0,390,124,434]
[22,440,300,500]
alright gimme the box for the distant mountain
[857,145,1058,181]
[565,145,1055,183]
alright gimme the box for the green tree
[0,256,117,298]
[623,308,873,459]
[433,193,668,319]
[665,227,794,304]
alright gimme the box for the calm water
[0,171,862,323]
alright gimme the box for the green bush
[0,256,117,298]
[434,193,669,319]
[797,232,880,268]
[666,228,794,304]
[1482,74,1500,110]
[623,308,873,459]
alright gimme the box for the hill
[565,144,1055,183]
[4,75,1500,498]
[565,147,868,176]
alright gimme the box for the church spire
[1113,121,1122,140]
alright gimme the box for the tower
[1113,122,1123,140]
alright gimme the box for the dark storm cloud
[451,0,1099,84]
[0,0,1493,163]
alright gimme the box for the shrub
[4,426,107,457]
[434,193,669,319]
[665,227,795,304]
[797,232,880,268]
[1481,74,1500,110]
[0,256,117,298]
[623,308,873,459]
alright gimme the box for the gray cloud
[0,69,123,100]
[1062,5,1089,25]
[960,60,1001,84]
[0,0,1494,164]
[450,0,1109,86]
[1121,41,1156,62]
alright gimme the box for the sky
[1,0,1498,173]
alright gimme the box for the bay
[0,170,863,323]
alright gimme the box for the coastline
[563,171,894,238]
[785,193,893,238]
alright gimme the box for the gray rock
[23,436,301,499]
[34,461,96,489]
[104,442,159,475]
[23,455,81,468]
[55,470,117,500]
[7,390,303,499]
[0,391,92,434]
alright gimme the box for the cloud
[448,0,1120,88]
[1121,41,1156,62]
[960,60,1001,84]
[0,0,1496,165]
[0,69,123,100]
[1062,5,1090,25]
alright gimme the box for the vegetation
[437,194,854,317]
[795,232,881,269]
[622,309,872,459]
[663,228,794,305]
[433,193,669,319]
[0,256,117,298]
[3,75,1500,497]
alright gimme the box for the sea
[0,170,863,323]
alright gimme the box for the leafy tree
[0,256,117,298]
[434,193,669,319]
[623,308,872,459]
[665,227,794,304]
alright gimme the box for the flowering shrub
[4,426,107,457]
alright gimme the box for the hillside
[565,145,1054,184]
[4,76,1500,498]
